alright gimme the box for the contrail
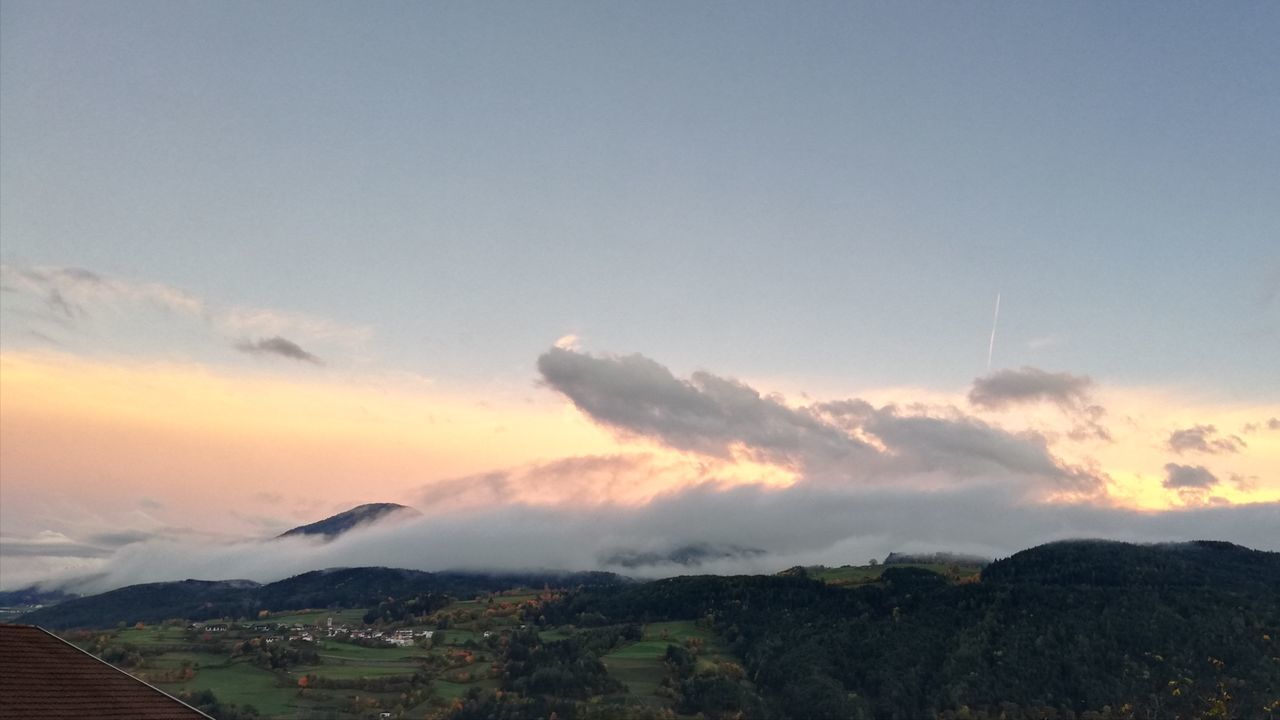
[986,291,1001,372]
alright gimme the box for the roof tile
[0,624,210,719]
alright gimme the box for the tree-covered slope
[541,541,1280,720]
[14,579,261,630]
[982,539,1280,592]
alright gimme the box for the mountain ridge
[17,567,629,629]
[276,502,421,539]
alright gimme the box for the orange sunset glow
[4,349,1275,538]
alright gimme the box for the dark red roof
[0,623,210,719]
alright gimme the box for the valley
[14,539,1280,719]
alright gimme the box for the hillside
[981,538,1280,591]
[16,579,261,631]
[18,540,1280,719]
[533,540,1280,720]
[18,568,626,629]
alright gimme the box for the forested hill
[982,538,1280,591]
[17,568,626,629]
[534,540,1280,720]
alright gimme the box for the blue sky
[4,2,1277,394]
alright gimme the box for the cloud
[1230,474,1260,492]
[1167,425,1245,455]
[1162,463,1219,490]
[536,347,868,467]
[415,453,748,511]
[0,265,202,322]
[218,307,371,347]
[0,263,367,362]
[235,336,323,365]
[0,532,113,559]
[967,366,1111,442]
[84,531,155,548]
[554,334,581,350]
[859,410,1102,493]
[538,348,1103,497]
[969,367,1094,410]
[3,344,1273,592]
[1242,418,1280,434]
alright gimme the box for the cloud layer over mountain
[5,346,1275,593]
[17,482,1280,594]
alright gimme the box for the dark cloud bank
[234,336,323,364]
[12,347,1277,593]
[1162,463,1220,490]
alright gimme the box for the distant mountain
[17,567,628,629]
[277,502,421,539]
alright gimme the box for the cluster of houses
[187,617,445,647]
[374,627,434,647]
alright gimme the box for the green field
[60,591,549,718]
[264,608,367,626]
[147,650,227,671]
[434,677,498,700]
[113,626,192,646]
[314,639,431,662]
[294,661,419,679]
[601,620,732,703]
[434,627,483,645]
[173,658,302,716]
[493,591,539,603]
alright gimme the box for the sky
[1,2,1278,591]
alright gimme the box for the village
[188,616,507,648]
